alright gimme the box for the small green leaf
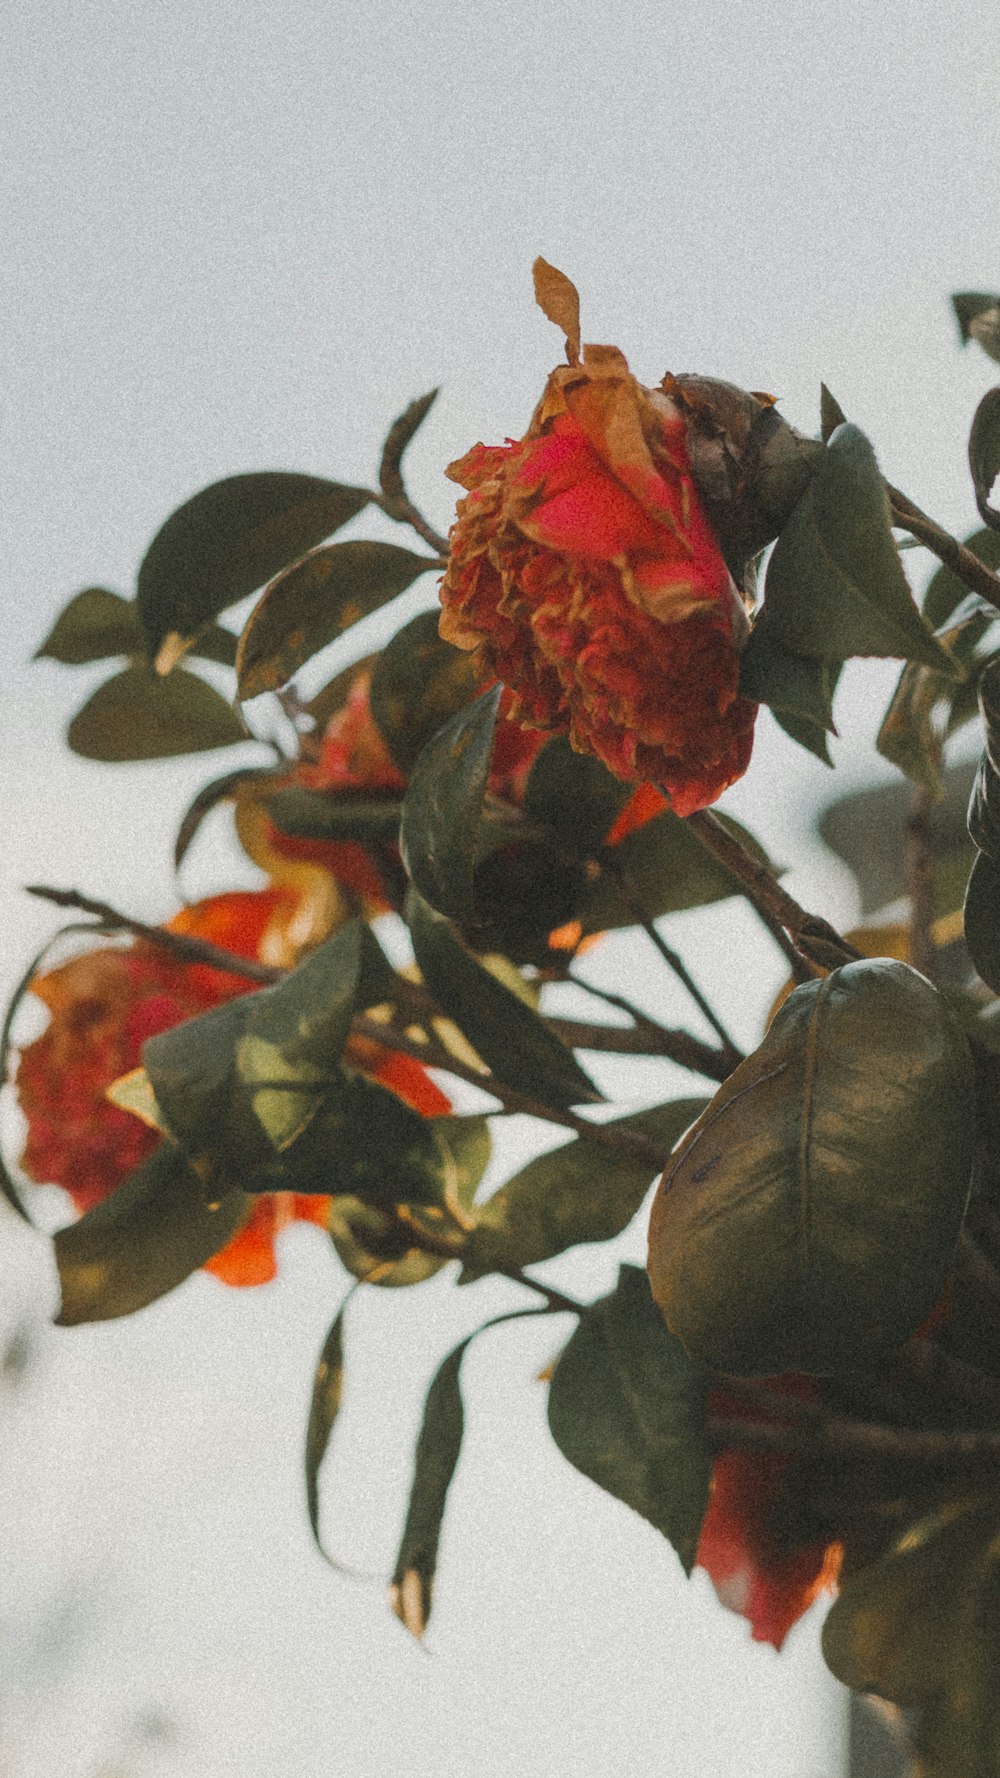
[137,473,370,656]
[407,890,600,1110]
[239,1073,448,1209]
[305,1300,348,1548]
[764,425,952,671]
[400,687,502,926]
[67,665,249,761]
[578,810,775,933]
[174,767,274,874]
[953,292,1000,361]
[523,737,632,855]
[35,588,146,663]
[819,383,847,444]
[265,787,403,847]
[379,389,440,500]
[54,1144,251,1324]
[877,661,947,794]
[648,960,976,1374]
[548,1264,710,1574]
[739,614,840,764]
[368,610,482,775]
[461,1099,707,1280]
[328,1118,489,1288]
[924,529,1000,629]
[391,1339,469,1639]
[969,390,1000,532]
[235,540,437,700]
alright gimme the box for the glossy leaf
[265,787,403,846]
[400,687,502,926]
[523,737,632,855]
[54,1144,251,1324]
[969,389,1000,531]
[763,425,951,671]
[305,1300,348,1548]
[407,891,600,1110]
[174,766,275,874]
[67,665,249,761]
[36,588,146,663]
[578,810,775,934]
[137,473,370,655]
[235,540,437,700]
[739,613,840,764]
[391,1338,469,1639]
[328,1117,489,1287]
[461,1098,707,1280]
[236,1072,447,1208]
[547,1264,710,1574]
[648,960,976,1374]
[368,610,481,774]
[379,389,439,500]
[964,852,1000,994]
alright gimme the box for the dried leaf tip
[532,258,581,366]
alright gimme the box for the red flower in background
[15,888,449,1289]
[438,272,757,818]
[696,1380,841,1649]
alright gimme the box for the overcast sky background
[3,2,1000,1773]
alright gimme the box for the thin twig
[367,489,450,559]
[685,811,860,970]
[542,1014,734,1083]
[25,886,283,984]
[887,483,1000,614]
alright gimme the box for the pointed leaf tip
[532,259,581,364]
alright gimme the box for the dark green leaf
[368,610,481,774]
[763,425,952,670]
[819,383,847,444]
[969,390,1000,531]
[35,588,145,663]
[238,1072,447,1209]
[305,652,378,733]
[67,665,249,761]
[648,960,976,1374]
[461,1099,707,1280]
[964,852,1000,994]
[266,787,403,847]
[305,1300,348,1547]
[739,614,840,764]
[391,1338,469,1639]
[407,890,600,1110]
[953,292,1000,348]
[924,529,1000,629]
[235,541,437,700]
[523,737,632,855]
[137,473,370,656]
[54,1144,251,1324]
[819,761,977,916]
[877,661,947,793]
[400,687,502,925]
[579,810,775,934]
[174,766,275,874]
[548,1264,710,1574]
[328,1117,490,1288]
[379,389,440,501]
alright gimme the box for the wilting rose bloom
[439,342,757,817]
[15,888,450,1289]
[696,1381,841,1649]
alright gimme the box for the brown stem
[368,488,450,560]
[685,811,860,971]
[542,1015,734,1083]
[25,886,283,985]
[906,786,937,982]
[887,483,1000,614]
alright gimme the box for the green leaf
[819,761,977,916]
[379,389,440,500]
[578,810,775,934]
[328,1117,490,1288]
[877,660,947,794]
[965,658,1000,991]
[819,383,847,444]
[54,1144,251,1324]
[400,687,502,926]
[964,851,1000,994]
[137,473,370,656]
[923,529,1000,630]
[368,610,482,775]
[739,614,840,764]
[265,787,403,847]
[305,1300,348,1548]
[461,1099,707,1281]
[67,665,249,761]
[648,960,976,1374]
[237,1072,448,1209]
[235,540,437,700]
[548,1264,710,1574]
[35,588,146,663]
[174,767,275,874]
[407,890,600,1110]
[523,737,632,855]
[391,1338,469,1639]
[969,390,1000,532]
[953,292,1000,347]
[763,425,952,671]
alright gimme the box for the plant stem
[25,886,283,984]
[393,1207,587,1314]
[542,1013,734,1083]
[887,482,1000,614]
[685,811,860,971]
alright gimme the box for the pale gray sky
[3,1,1000,1773]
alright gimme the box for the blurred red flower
[439,325,757,817]
[696,1380,841,1649]
[15,888,449,1288]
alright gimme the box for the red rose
[696,1380,841,1649]
[438,273,756,818]
[15,888,450,1289]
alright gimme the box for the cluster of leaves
[14,292,1000,1774]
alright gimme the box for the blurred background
[3,0,999,1771]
